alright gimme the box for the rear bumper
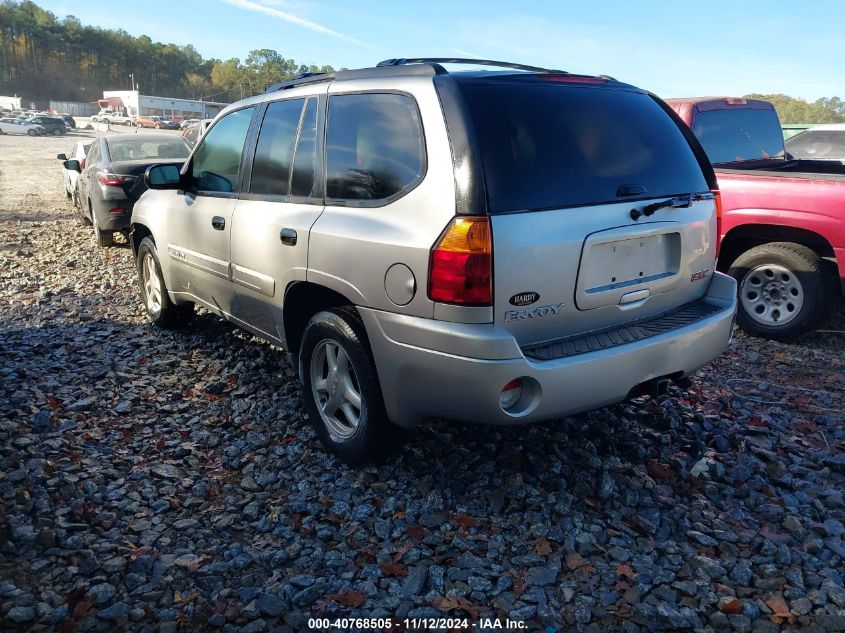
[92,192,133,231]
[359,272,737,428]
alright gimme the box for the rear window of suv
[458,81,708,213]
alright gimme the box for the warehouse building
[100,90,228,120]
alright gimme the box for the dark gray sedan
[63,133,190,247]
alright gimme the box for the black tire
[728,242,826,340]
[299,308,399,464]
[27,129,37,136]
[136,237,194,329]
[154,123,161,129]
[91,202,114,247]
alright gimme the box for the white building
[0,95,22,110]
[100,90,228,120]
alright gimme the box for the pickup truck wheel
[729,242,825,340]
[300,308,398,464]
[137,237,194,329]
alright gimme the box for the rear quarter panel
[716,170,845,287]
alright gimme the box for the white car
[56,141,93,209]
[785,123,845,162]
[0,117,46,136]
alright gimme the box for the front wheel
[300,308,399,464]
[27,129,37,136]
[137,237,194,329]
[728,242,826,340]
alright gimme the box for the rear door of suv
[451,76,717,347]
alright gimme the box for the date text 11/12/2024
[307,617,528,630]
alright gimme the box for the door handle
[211,216,225,231]
[280,228,297,246]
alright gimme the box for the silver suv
[130,58,737,463]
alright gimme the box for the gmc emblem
[690,268,711,282]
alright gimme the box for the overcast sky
[36,0,845,101]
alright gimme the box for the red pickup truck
[665,97,845,339]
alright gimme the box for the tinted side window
[692,108,785,164]
[326,93,424,202]
[192,107,255,193]
[250,99,304,196]
[290,98,319,198]
[87,142,100,165]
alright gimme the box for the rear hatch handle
[631,194,694,221]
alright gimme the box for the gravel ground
[1,133,844,632]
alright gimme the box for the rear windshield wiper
[630,194,694,220]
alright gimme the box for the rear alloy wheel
[137,237,194,329]
[300,308,399,464]
[91,203,114,247]
[728,242,826,340]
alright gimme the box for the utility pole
[129,73,135,91]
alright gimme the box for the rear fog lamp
[499,379,523,411]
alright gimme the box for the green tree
[745,93,845,124]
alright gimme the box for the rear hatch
[106,136,191,199]
[456,77,717,347]
[110,159,186,200]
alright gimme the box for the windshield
[459,81,708,213]
[107,139,190,161]
[692,107,785,164]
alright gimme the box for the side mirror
[63,159,81,173]
[56,153,67,160]
[145,164,182,189]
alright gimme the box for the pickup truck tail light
[80,159,86,170]
[97,172,125,187]
[428,216,492,306]
[713,190,723,255]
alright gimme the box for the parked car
[131,58,736,463]
[665,97,845,339]
[26,115,66,135]
[136,115,179,130]
[180,118,213,147]
[91,109,125,124]
[785,124,845,162]
[57,113,77,129]
[179,118,200,129]
[62,133,190,247]
[0,117,46,136]
[56,140,93,214]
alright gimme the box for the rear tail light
[97,172,125,187]
[80,159,86,169]
[723,98,747,105]
[428,216,492,306]
[713,190,723,255]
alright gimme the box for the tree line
[0,0,335,103]
[745,94,845,124]
[2,0,844,122]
